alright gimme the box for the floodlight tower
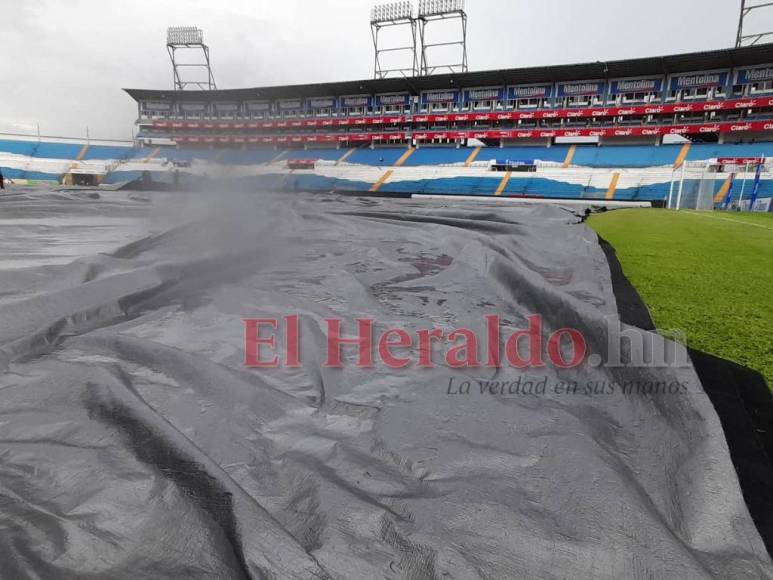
[166,26,217,90]
[418,0,468,76]
[736,1,773,46]
[371,2,420,79]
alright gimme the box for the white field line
[682,211,773,231]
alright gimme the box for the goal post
[670,161,717,210]
[695,166,717,210]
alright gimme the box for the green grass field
[588,209,773,387]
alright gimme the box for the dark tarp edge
[597,234,773,557]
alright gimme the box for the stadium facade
[126,44,773,149]
[3,44,773,207]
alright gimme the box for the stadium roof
[125,43,773,102]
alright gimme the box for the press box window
[751,81,773,94]
[621,92,652,104]
[516,98,542,109]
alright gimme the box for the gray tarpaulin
[0,188,770,579]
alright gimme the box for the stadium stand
[33,142,87,160]
[571,145,684,168]
[0,139,39,156]
[125,43,773,157]
[83,145,134,161]
[686,142,773,161]
[2,136,773,204]
[402,147,473,166]
[0,44,730,201]
[346,147,410,166]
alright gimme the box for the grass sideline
[588,209,772,387]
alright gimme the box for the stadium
[6,37,773,207]
[0,1,771,579]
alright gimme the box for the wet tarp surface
[0,188,770,579]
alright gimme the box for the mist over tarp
[0,188,770,579]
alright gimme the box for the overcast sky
[2,0,770,140]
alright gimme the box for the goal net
[668,162,717,210]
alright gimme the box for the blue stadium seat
[83,145,134,160]
[381,176,500,195]
[347,147,408,166]
[572,145,683,168]
[403,147,473,166]
[503,175,583,198]
[34,142,85,159]
[0,139,38,156]
[686,143,773,161]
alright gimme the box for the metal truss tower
[371,2,419,79]
[167,26,217,90]
[736,0,773,47]
[418,0,468,76]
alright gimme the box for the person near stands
[0,168,5,190]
